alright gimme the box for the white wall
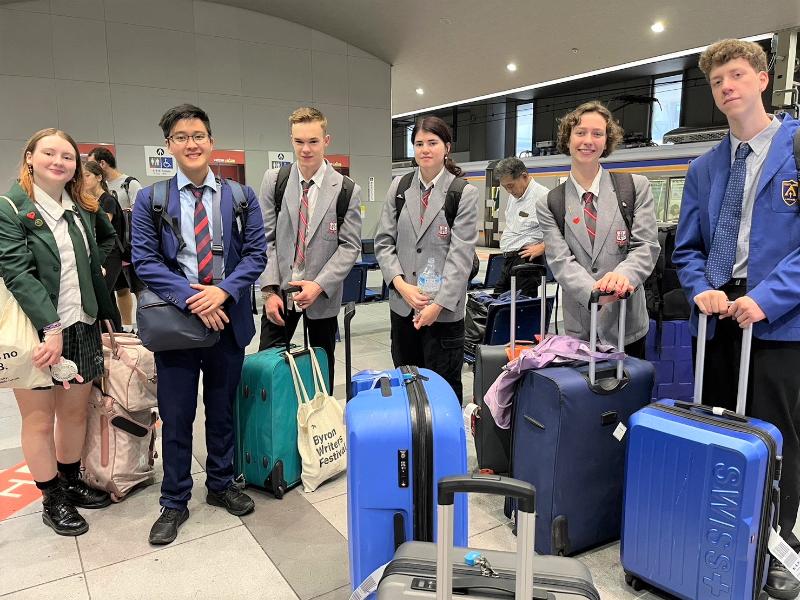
[0,0,392,233]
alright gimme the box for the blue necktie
[705,142,752,288]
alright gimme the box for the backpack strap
[151,180,185,250]
[393,172,415,221]
[217,177,248,235]
[121,176,138,194]
[793,127,800,179]
[273,163,292,218]
[609,171,635,237]
[335,176,355,244]
[443,177,468,228]
[546,182,567,236]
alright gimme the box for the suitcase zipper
[651,403,778,598]
[381,557,600,599]
[401,366,434,542]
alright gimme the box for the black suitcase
[474,263,549,474]
[375,474,600,599]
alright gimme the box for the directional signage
[144,146,177,177]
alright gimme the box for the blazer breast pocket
[771,172,799,213]
[322,220,339,242]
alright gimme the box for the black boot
[40,481,88,536]
[58,461,111,509]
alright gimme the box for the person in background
[536,101,659,358]
[82,160,124,331]
[672,38,800,599]
[87,146,143,330]
[375,115,479,400]
[493,156,548,298]
[0,128,118,536]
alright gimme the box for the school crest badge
[782,179,798,207]
[615,229,628,247]
[437,224,449,238]
[328,222,337,233]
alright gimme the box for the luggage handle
[694,310,752,415]
[509,263,548,356]
[672,401,749,423]
[436,474,535,600]
[344,302,356,401]
[281,286,310,355]
[588,289,631,385]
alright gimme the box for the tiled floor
[1,263,797,599]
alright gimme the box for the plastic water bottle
[416,258,442,318]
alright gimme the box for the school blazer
[130,176,267,349]
[537,171,660,346]
[0,182,117,330]
[673,114,800,341]
[257,161,362,320]
[375,169,479,322]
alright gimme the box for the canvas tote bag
[287,351,346,492]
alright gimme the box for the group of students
[0,36,798,598]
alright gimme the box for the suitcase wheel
[624,573,644,592]
[267,460,287,500]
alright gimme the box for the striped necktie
[295,179,313,270]
[582,191,597,247]
[190,185,213,284]
[420,184,432,225]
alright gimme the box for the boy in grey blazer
[257,108,362,389]
[537,102,659,357]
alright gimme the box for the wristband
[43,321,63,336]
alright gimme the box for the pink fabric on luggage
[484,335,626,429]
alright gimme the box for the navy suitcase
[621,313,783,599]
[344,304,469,593]
[644,318,693,402]
[509,291,655,555]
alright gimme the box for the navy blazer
[131,176,267,349]
[673,114,800,341]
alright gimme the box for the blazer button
[52,266,58,272]
[416,248,422,253]
[591,267,598,273]
[412,271,417,277]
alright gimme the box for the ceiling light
[506,63,517,72]
[571,48,579,54]
[415,88,424,95]
[651,21,665,33]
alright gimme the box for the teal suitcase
[234,344,329,498]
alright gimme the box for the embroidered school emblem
[782,179,798,206]
[437,224,449,238]
[616,229,628,247]
[328,222,337,233]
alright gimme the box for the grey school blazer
[536,170,659,346]
[375,169,479,322]
[258,161,362,319]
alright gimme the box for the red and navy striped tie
[294,179,313,271]
[191,185,213,284]
[582,191,597,247]
[420,185,432,225]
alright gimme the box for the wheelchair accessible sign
[144,146,176,177]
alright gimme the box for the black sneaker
[60,473,111,509]
[42,485,88,536]
[207,485,255,516]
[766,558,800,600]
[148,507,189,545]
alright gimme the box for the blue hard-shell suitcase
[509,292,655,556]
[621,314,783,599]
[343,305,469,594]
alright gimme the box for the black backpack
[274,163,354,244]
[112,176,138,262]
[394,172,480,281]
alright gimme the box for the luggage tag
[612,422,627,441]
[349,562,390,600]
[769,529,800,578]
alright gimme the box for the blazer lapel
[564,180,593,258]
[418,170,452,240]
[708,138,732,237]
[591,171,616,263]
[404,173,422,238]
[284,163,301,241]
[755,118,792,199]
[307,163,338,242]
[220,182,233,265]
[8,185,59,262]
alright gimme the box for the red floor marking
[0,462,41,520]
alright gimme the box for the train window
[667,177,685,222]
[651,73,683,145]
[649,179,668,222]
[516,102,534,157]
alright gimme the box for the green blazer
[0,182,118,330]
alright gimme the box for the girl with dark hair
[83,160,125,331]
[0,129,118,536]
[375,116,479,400]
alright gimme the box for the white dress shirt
[499,178,548,252]
[176,168,219,284]
[729,115,781,278]
[569,167,603,201]
[32,184,93,328]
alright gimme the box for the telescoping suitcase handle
[509,263,548,356]
[344,301,356,402]
[436,474,536,600]
[692,310,753,416]
[588,289,631,385]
